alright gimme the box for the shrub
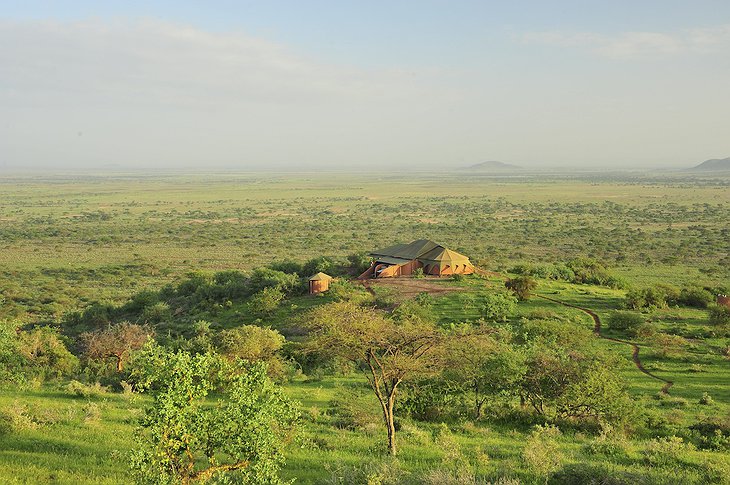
[248,287,285,315]
[140,302,171,324]
[625,287,669,310]
[327,280,371,303]
[65,380,108,399]
[218,325,289,380]
[607,311,644,332]
[643,436,694,467]
[699,392,714,405]
[549,464,644,485]
[481,293,517,322]
[523,425,563,480]
[412,267,425,279]
[689,416,730,451]
[0,403,39,433]
[17,327,79,380]
[709,305,730,326]
[505,276,537,300]
[584,424,630,459]
[129,346,298,484]
[248,267,300,295]
[678,287,714,308]
[82,402,102,424]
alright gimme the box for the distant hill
[688,157,730,171]
[462,161,522,171]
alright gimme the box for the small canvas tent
[359,239,474,278]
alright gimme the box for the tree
[248,287,285,316]
[17,326,78,379]
[505,276,537,301]
[520,344,634,425]
[218,325,288,380]
[129,345,298,484]
[304,301,443,455]
[82,322,153,372]
[480,293,517,321]
[444,326,526,419]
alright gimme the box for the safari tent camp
[358,239,474,278]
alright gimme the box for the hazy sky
[1,1,729,171]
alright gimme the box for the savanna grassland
[0,172,729,484]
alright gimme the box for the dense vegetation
[0,173,728,484]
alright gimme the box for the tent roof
[370,239,473,269]
[309,272,333,281]
[370,239,441,260]
[419,247,472,266]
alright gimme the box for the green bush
[607,311,644,332]
[678,287,714,308]
[643,436,694,467]
[65,380,109,399]
[625,287,669,310]
[481,293,517,321]
[709,305,730,326]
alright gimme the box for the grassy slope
[1,278,728,484]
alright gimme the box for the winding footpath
[535,294,674,394]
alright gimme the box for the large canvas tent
[359,239,474,278]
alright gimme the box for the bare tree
[82,322,153,372]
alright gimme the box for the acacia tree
[218,325,288,380]
[505,276,538,300]
[444,326,526,419]
[129,344,298,484]
[81,322,153,372]
[304,301,443,455]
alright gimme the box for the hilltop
[462,160,522,171]
[688,157,730,171]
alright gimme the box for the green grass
[1,173,729,483]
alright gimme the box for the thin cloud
[520,24,730,59]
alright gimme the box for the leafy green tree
[17,326,78,379]
[248,268,300,295]
[302,256,336,278]
[556,363,635,423]
[444,326,526,419]
[505,276,538,300]
[81,322,153,372]
[248,287,285,316]
[519,343,632,425]
[129,345,298,484]
[304,301,444,455]
[480,293,517,321]
[218,326,288,380]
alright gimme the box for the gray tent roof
[370,239,441,260]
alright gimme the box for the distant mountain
[688,157,730,171]
[462,161,522,171]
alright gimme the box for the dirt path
[535,294,674,394]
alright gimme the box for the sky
[1,1,729,171]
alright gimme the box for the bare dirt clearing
[362,277,462,298]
